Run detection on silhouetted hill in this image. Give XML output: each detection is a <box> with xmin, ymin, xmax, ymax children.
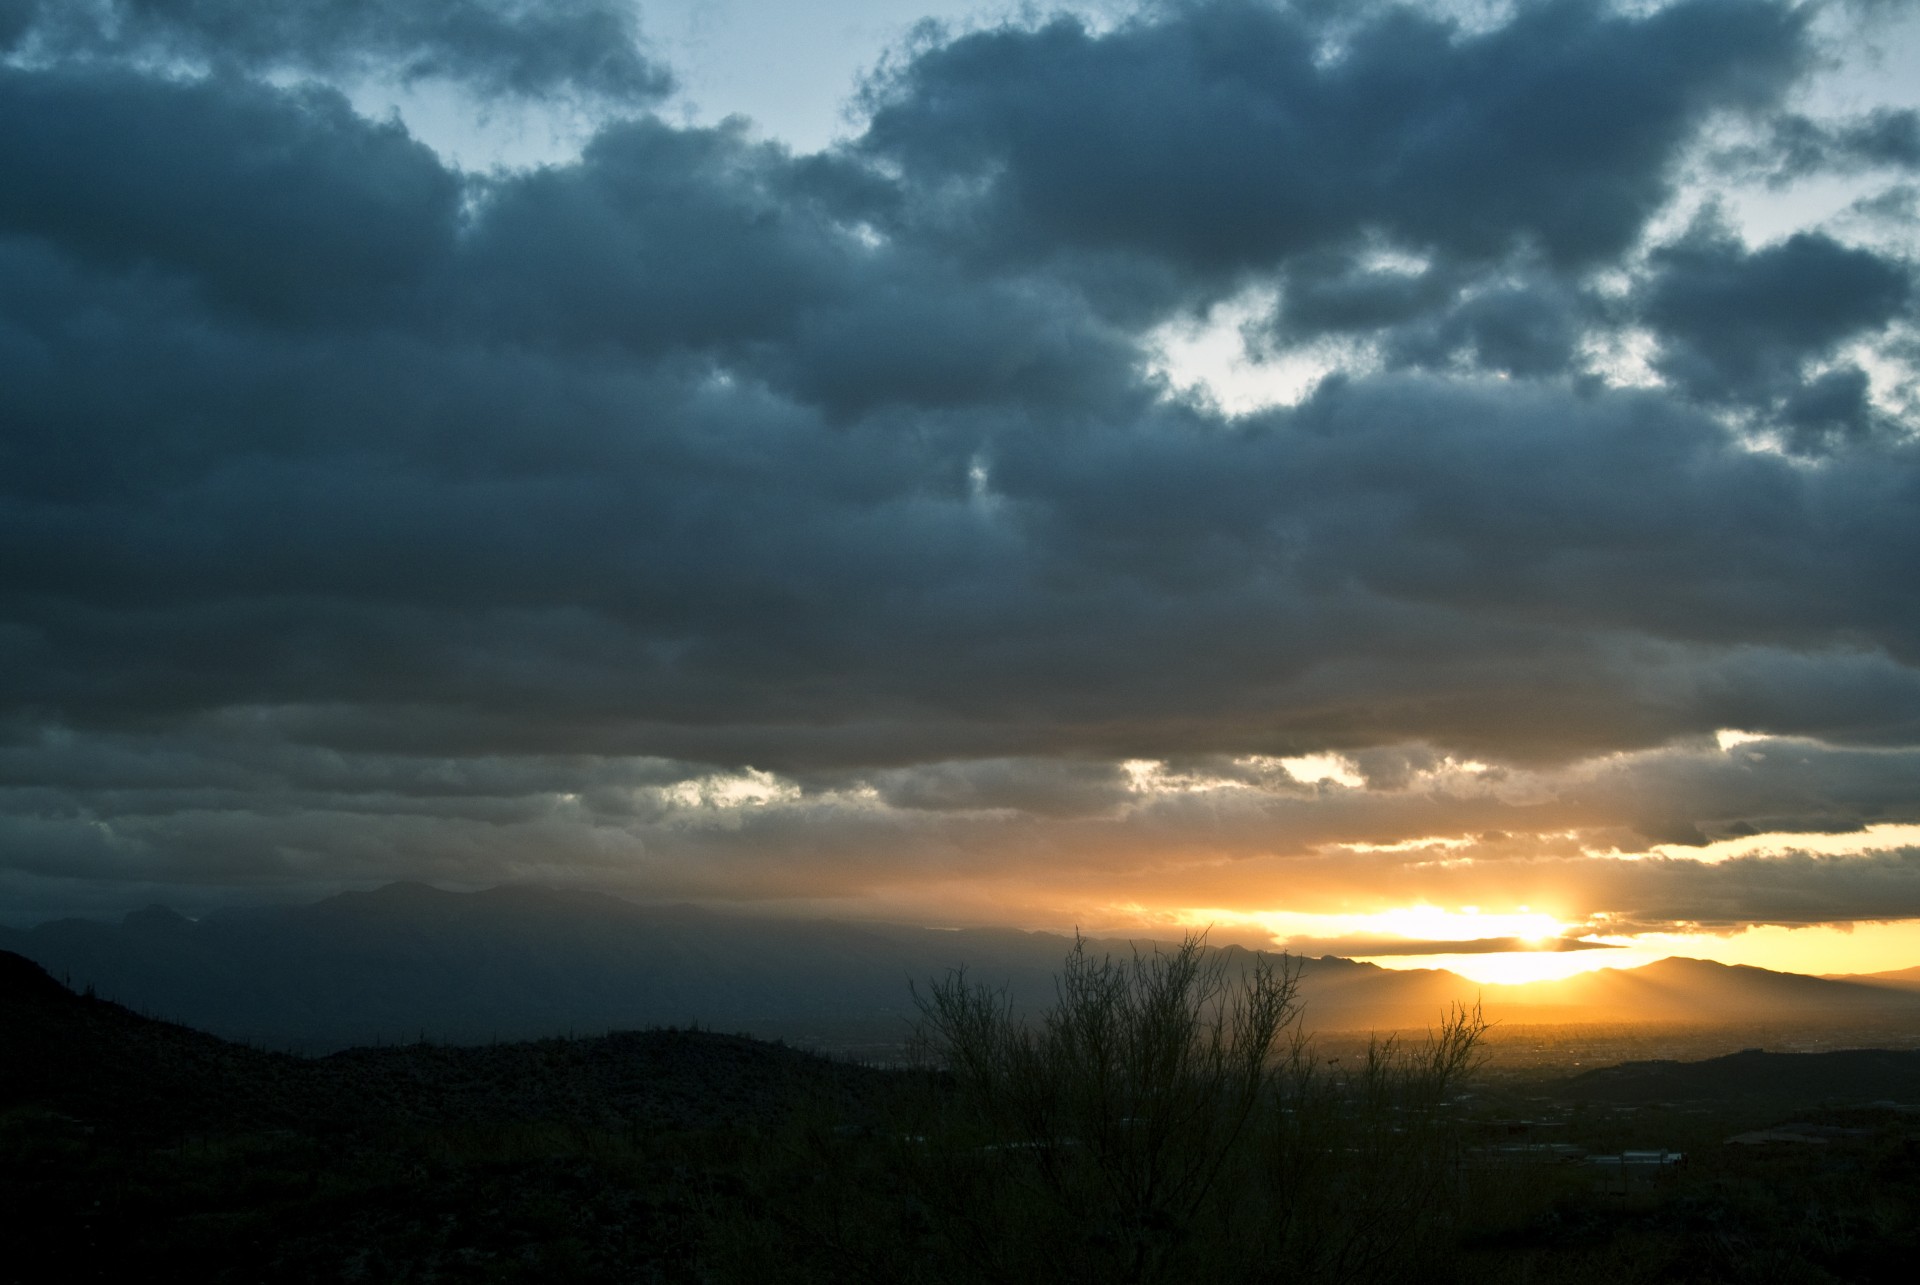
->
<box><xmin>1555</xmin><ymin>1046</ymin><xmax>1920</xmax><ymax>1104</ymax></box>
<box><xmin>1</xmin><ymin>948</ymin><xmax>883</xmax><ymax>1139</ymax></box>
<box><xmin>1832</xmin><ymin>965</ymin><xmax>1920</xmax><ymax>991</ymax></box>
<box><xmin>2</xmin><ymin>950</ymin><xmax>897</xmax><ymax>1282</ymax></box>
<box><xmin>1478</xmin><ymin>956</ymin><xmax>1920</xmax><ymax>1025</ymax></box>
<box><xmin>2</xmin><ymin>947</ymin><xmax>308</xmax><ymax>1135</ymax></box>
<box><xmin>0</xmin><ymin>945</ymin><xmax>69</xmax><ymax>1003</ymax></box>
<box><xmin>1277</xmin><ymin>952</ymin><xmax>1484</xmax><ymax>1029</ymax></box>
<box><xmin>1277</xmin><ymin>951</ymin><xmax>1920</xmax><ymax>1031</ymax></box>
<box><xmin>8</xmin><ymin>885</ymin><xmax>1920</xmax><ymax>1053</ymax></box>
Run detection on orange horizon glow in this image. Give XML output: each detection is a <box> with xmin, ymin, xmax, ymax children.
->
<box><xmin>1356</xmin><ymin>944</ymin><xmax>1655</xmax><ymax>986</ymax></box>
<box><xmin>1129</xmin><ymin>904</ymin><xmax>1920</xmax><ymax>986</ymax></box>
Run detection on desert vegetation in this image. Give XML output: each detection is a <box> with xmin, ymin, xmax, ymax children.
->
<box><xmin>891</xmin><ymin>933</ymin><xmax>1487</xmax><ymax>1283</ymax></box>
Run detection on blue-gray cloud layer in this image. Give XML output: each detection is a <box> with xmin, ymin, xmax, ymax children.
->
<box><xmin>2</xmin><ymin>0</ymin><xmax>1918</xmax><ymax>927</ymax></box>
<box><xmin>7</xmin><ymin>0</ymin><xmax>670</xmax><ymax>101</ymax></box>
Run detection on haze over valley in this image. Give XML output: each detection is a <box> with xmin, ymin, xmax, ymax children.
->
<box><xmin>10</xmin><ymin>883</ymin><xmax>1920</xmax><ymax>1059</ymax></box>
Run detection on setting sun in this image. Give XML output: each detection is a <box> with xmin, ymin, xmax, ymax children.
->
<box><xmin>1367</xmin><ymin>947</ymin><xmax>1648</xmax><ymax>986</ymax></box>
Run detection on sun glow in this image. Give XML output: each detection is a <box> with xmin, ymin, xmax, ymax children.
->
<box><xmin>1165</xmin><ymin>904</ymin><xmax>1652</xmax><ymax>986</ymax></box>
<box><xmin>1153</xmin><ymin>900</ymin><xmax>1920</xmax><ymax>987</ymax></box>
<box><xmin>1376</xmin><ymin>946</ymin><xmax>1651</xmax><ymax>986</ymax></box>
<box><xmin>1345</xmin><ymin>908</ymin><xmax>1649</xmax><ymax>985</ymax></box>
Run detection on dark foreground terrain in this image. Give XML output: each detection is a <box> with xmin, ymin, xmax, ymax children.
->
<box><xmin>1</xmin><ymin>948</ymin><xmax>890</xmax><ymax>1283</ymax></box>
<box><xmin>6</xmin><ymin>947</ymin><xmax>1920</xmax><ymax>1284</ymax></box>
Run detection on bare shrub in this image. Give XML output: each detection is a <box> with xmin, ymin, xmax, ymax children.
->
<box><xmin>909</xmin><ymin>933</ymin><xmax>1486</xmax><ymax>1284</ymax></box>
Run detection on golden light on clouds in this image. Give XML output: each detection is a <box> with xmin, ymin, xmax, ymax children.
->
<box><xmin>1272</xmin><ymin>753</ymin><xmax>1367</xmax><ymax>789</ymax></box>
<box><xmin>1641</xmin><ymin>822</ymin><xmax>1920</xmax><ymax>865</ymax></box>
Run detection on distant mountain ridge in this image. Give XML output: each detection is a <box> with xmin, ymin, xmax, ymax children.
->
<box><xmin>6</xmin><ymin>883</ymin><xmax>1920</xmax><ymax>1053</ymax></box>
<box><xmin>1830</xmin><ymin>965</ymin><xmax>1920</xmax><ymax>991</ymax></box>
<box><xmin>1480</xmin><ymin>955</ymin><xmax>1920</xmax><ymax>1024</ymax></box>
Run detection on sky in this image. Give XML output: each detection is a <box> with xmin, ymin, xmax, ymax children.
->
<box><xmin>4</xmin><ymin>0</ymin><xmax>1920</xmax><ymax>982</ymax></box>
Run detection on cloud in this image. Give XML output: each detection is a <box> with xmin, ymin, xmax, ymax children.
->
<box><xmin>1286</xmin><ymin>936</ymin><xmax>1623</xmax><ymax>957</ymax></box>
<box><xmin>0</xmin><ymin>69</ymin><xmax>458</xmax><ymax>326</ymax></box>
<box><xmin>1725</xmin><ymin>109</ymin><xmax>1920</xmax><ymax>184</ymax></box>
<box><xmin>8</xmin><ymin>724</ymin><xmax>1920</xmax><ymax>932</ymax></box>
<box><xmin>860</xmin><ymin>0</ymin><xmax>1810</xmax><ymax>295</ymax></box>
<box><xmin>1</xmin><ymin>0</ymin><xmax>1918</xmax><ymax>928</ymax></box>
<box><xmin>1640</xmin><ymin>219</ymin><xmax>1912</xmax><ymax>415</ymax></box>
<box><xmin>0</xmin><ymin>0</ymin><xmax>33</xmax><ymax>47</ymax></box>
<box><xmin>1561</xmin><ymin>847</ymin><xmax>1920</xmax><ymax>934</ymax></box>
<box><xmin>8</xmin><ymin>185</ymin><xmax>1920</xmax><ymax>764</ymax></box>
<box><xmin>867</xmin><ymin>758</ymin><xmax>1134</xmax><ymax>818</ymax></box>
<box><xmin>1848</xmin><ymin>183</ymin><xmax>1920</xmax><ymax>227</ymax></box>
<box><xmin>6</xmin><ymin>0</ymin><xmax>671</xmax><ymax>103</ymax></box>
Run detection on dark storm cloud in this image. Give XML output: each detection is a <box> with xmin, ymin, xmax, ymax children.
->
<box><xmin>6</xmin><ymin>0</ymin><xmax>670</xmax><ymax>103</ymax></box>
<box><xmin>0</xmin><ymin>69</ymin><xmax>459</xmax><ymax>327</ymax></box>
<box><xmin>9</xmin><ymin>310</ymin><xmax>1920</xmax><ymax>765</ymax></box>
<box><xmin>1777</xmin><ymin>366</ymin><xmax>1880</xmax><ymax>451</ymax></box>
<box><xmin>860</xmin><ymin>0</ymin><xmax>1809</xmax><ymax>292</ymax></box>
<box><xmin>1849</xmin><ymin>183</ymin><xmax>1920</xmax><ymax>226</ymax></box>
<box><xmin>865</xmin><ymin>758</ymin><xmax>1132</xmax><ymax>818</ymax></box>
<box><xmin>1377</xmin><ymin>277</ymin><xmax>1592</xmax><ymax>376</ymax></box>
<box><xmin>1260</xmin><ymin>249</ymin><xmax>1596</xmax><ymax>377</ymax></box>
<box><xmin>1003</xmin><ymin>377</ymin><xmax>1920</xmax><ymax>678</ymax></box>
<box><xmin>1271</xmin><ymin>249</ymin><xmax>1465</xmax><ymax>339</ymax></box>
<box><xmin>1641</xmin><ymin>221</ymin><xmax>1913</xmax><ymax>410</ymax></box>
<box><xmin>1566</xmin><ymin>847</ymin><xmax>1920</xmax><ymax>933</ymax></box>
<box><xmin>1571</xmin><ymin>738</ymin><xmax>1920</xmax><ymax>847</ymax></box>
<box><xmin>2</xmin><ymin>0</ymin><xmax>1919</xmax><ymax>920</ymax></box>
<box><xmin>461</xmin><ymin>118</ymin><xmax>858</xmax><ymax>356</ymax></box>
<box><xmin>0</xmin><ymin>0</ymin><xmax>34</xmax><ymax>46</ymax></box>
<box><xmin>457</xmin><ymin>116</ymin><xmax>1142</xmax><ymax>414</ymax></box>
<box><xmin>1727</xmin><ymin>108</ymin><xmax>1920</xmax><ymax>183</ymax></box>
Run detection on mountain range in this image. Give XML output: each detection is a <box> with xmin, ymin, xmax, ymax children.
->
<box><xmin>1829</xmin><ymin>965</ymin><xmax>1920</xmax><ymax>991</ymax></box>
<box><xmin>6</xmin><ymin>883</ymin><xmax>1920</xmax><ymax>1053</ymax></box>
